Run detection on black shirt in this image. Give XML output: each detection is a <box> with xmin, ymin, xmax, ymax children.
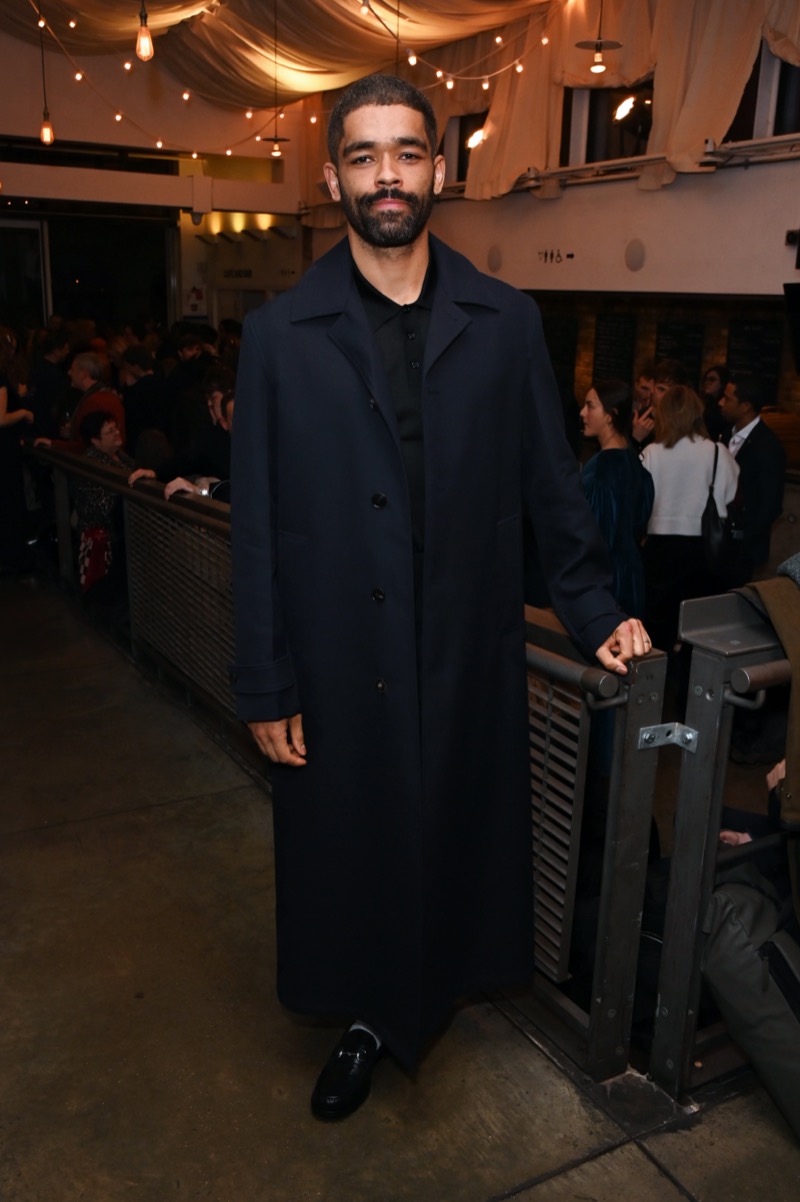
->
<box><xmin>354</xmin><ymin>261</ymin><xmax>435</xmax><ymax>557</ymax></box>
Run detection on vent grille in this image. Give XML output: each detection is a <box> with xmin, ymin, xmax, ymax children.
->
<box><xmin>528</xmin><ymin>669</ymin><xmax>590</xmax><ymax>982</ymax></box>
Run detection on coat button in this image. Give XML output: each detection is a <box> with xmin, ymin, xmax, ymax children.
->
<box><xmin>371</xmin><ymin>492</ymin><xmax>387</xmax><ymax>508</ymax></box>
<box><xmin>372</xmin><ymin>587</ymin><xmax>385</xmax><ymax>603</ymax></box>
<box><xmin>376</xmin><ymin>677</ymin><xmax>387</xmax><ymax>693</ymax></box>
<box><xmin>369</xmin><ymin>397</ymin><xmax>378</xmax><ymax>410</ymax></box>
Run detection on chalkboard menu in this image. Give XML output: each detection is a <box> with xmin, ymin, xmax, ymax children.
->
<box><xmin>655</xmin><ymin>321</ymin><xmax>705</xmax><ymax>385</ymax></box>
<box><xmin>727</xmin><ymin>319</ymin><xmax>784</xmax><ymax>401</ymax></box>
<box><xmin>593</xmin><ymin>312</ymin><xmax>636</xmax><ymax>383</ymax></box>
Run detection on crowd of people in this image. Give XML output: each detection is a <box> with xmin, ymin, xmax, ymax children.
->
<box><xmin>0</xmin><ymin>314</ymin><xmax>240</xmax><ymax>600</ymax></box>
<box><xmin>579</xmin><ymin>356</ymin><xmax>787</xmax><ymax>700</ymax></box>
<box><xmin>0</xmin><ymin>310</ymin><xmax>789</xmax><ymax>656</ymax></box>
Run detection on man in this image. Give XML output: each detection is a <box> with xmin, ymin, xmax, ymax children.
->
<box><xmin>28</xmin><ymin>330</ymin><xmax>70</xmax><ymax>439</ymax></box>
<box><xmin>719</xmin><ymin>371</ymin><xmax>786</xmax><ymax>584</ymax></box>
<box><xmin>36</xmin><ymin>351</ymin><xmax>126</xmax><ymax>454</ymax></box>
<box><xmin>631</xmin><ymin>361</ymin><xmax>655</xmax><ymax>449</ymax></box>
<box><xmin>119</xmin><ymin>344</ymin><xmax>170</xmax><ymax>458</ymax></box>
<box><xmin>230</xmin><ymin>74</ymin><xmax>649</xmax><ymax>1122</ymax></box>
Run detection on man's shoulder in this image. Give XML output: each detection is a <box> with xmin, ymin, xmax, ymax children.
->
<box><xmin>430</xmin><ymin>236</ymin><xmax>534</xmax><ymax>314</ymax></box>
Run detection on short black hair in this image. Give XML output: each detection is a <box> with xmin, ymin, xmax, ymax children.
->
<box><xmin>80</xmin><ymin>408</ymin><xmax>117</xmax><ymax>446</ymax></box>
<box><xmin>730</xmin><ymin>371</ymin><xmax>765</xmax><ymax>413</ymax></box>
<box><xmin>327</xmin><ymin>73</ymin><xmax>438</xmax><ymax>165</ymax></box>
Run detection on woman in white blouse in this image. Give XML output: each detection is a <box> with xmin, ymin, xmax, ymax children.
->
<box><xmin>641</xmin><ymin>385</ymin><xmax>738</xmax><ymax>659</ymax></box>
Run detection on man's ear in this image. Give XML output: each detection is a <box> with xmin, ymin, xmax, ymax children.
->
<box><xmin>323</xmin><ymin>162</ymin><xmax>341</xmax><ymax>201</ymax></box>
<box><xmin>433</xmin><ymin>154</ymin><xmax>446</xmax><ymax>196</ymax></box>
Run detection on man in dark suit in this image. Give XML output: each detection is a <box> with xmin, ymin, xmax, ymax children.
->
<box><xmin>229</xmin><ymin>74</ymin><xmax>649</xmax><ymax>1121</ymax></box>
<box><xmin>719</xmin><ymin>371</ymin><xmax>786</xmax><ymax>585</ymax></box>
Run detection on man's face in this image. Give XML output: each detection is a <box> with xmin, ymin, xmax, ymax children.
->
<box><xmin>719</xmin><ymin>382</ymin><xmax>745</xmax><ymax>427</ymax></box>
<box><xmin>323</xmin><ymin>104</ymin><xmax>445</xmax><ymax>249</ymax></box>
<box><xmin>69</xmin><ymin>361</ymin><xmax>88</xmax><ymax>391</ymax></box>
<box><xmin>634</xmin><ymin>375</ymin><xmax>653</xmax><ymax>407</ymax></box>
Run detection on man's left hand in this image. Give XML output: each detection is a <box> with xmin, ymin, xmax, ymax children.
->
<box><xmin>595</xmin><ymin>618</ymin><xmax>651</xmax><ymax>675</ymax></box>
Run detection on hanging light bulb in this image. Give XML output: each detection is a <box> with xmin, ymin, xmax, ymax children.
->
<box><xmin>360</xmin><ymin>2</ymin><xmax>370</xmax><ymax>14</ymax></box>
<box><xmin>407</xmin><ymin>50</ymin><xmax>417</xmax><ymax>67</ymax></box>
<box><xmin>271</xmin><ymin>142</ymin><xmax>282</xmax><ymax>158</ymax></box>
<box><xmin>445</xmin><ymin>75</ymin><xmax>454</xmax><ymax>90</ymax></box>
<box><xmin>40</xmin><ymin>109</ymin><xmax>54</xmax><ymax>145</ymax></box>
<box><xmin>590</xmin><ymin>50</ymin><xmax>606</xmax><ymax>74</ymax></box>
<box><xmin>136</xmin><ymin>3</ymin><xmax>154</xmax><ymax>62</ymax></box>
<box><xmin>38</xmin><ymin>17</ymin><xmax>54</xmax><ymax>146</ymax></box>
<box><xmin>481</xmin><ymin>76</ymin><xmax>490</xmax><ymax>91</ymax></box>
<box><xmin>515</xmin><ymin>60</ymin><xmax>524</xmax><ymax>73</ymax></box>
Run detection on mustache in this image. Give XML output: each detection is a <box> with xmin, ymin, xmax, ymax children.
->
<box><xmin>358</xmin><ymin>188</ymin><xmax>419</xmax><ymax>208</ymax></box>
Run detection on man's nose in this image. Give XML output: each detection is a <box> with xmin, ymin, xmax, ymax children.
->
<box><xmin>376</xmin><ymin>154</ymin><xmax>400</xmax><ymax>185</ymax></box>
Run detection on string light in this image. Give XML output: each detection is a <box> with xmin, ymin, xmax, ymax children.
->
<box><xmin>225</xmin><ymin>148</ymin><xmax>232</xmax><ymax>155</ymax></box>
<box><xmin>68</xmin><ymin>19</ymin><xmax>76</xmax><ymax>29</ymax></box>
<box><xmin>182</xmin><ymin>90</ymin><xmax>191</xmax><ymax>101</ymax></box>
<box><xmin>445</xmin><ymin>75</ymin><xmax>454</xmax><ymax>89</ymax></box>
<box><xmin>495</xmin><ymin>35</ymin><xmax>502</xmax><ymax>45</ymax></box>
<box><xmin>136</xmin><ymin>3</ymin><xmax>154</xmax><ymax>63</ymax></box>
<box><xmin>541</xmin><ymin>35</ymin><xmax>549</xmax><ymax>46</ymax></box>
<box><xmin>515</xmin><ymin>60</ymin><xmax>523</xmax><ymax>73</ymax></box>
<box><xmin>360</xmin><ymin>3</ymin><xmax>370</xmax><ymax>14</ymax></box>
<box><xmin>482</xmin><ymin>76</ymin><xmax>489</xmax><ymax>90</ymax></box>
<box><xmin>74</xmin><ymin>70</ymin><xmax>82</xmax><ymax>82</ymax></box>
<box><xmin>123</xmin><ymin>61</ymin><xmax>132</xmax><ymax>71</ymax></box>
<box><xmin>310</xmin><ymin>114</ymin><xmax>317</xmax><ymax>123</ymax></box>
<box><xmin>115</xmin><ymin>112</ymin><xmax>122</xmax><ymax>122</ymax></box>
<box><xmin>245</xmin><ymin>109</ymin><xmax>253</xmax><ymax>119</ymax></box>
<box><xmin>407</xmin><ymin>50</ymin><xmax>417</xmax><ymax>66</ymax></box>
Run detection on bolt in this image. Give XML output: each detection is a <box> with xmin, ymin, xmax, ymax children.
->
<box><xmin>682</xmin><ymin>731</ymin><xmax>694</xmax><ymax>745</ymax></box>
<box><xmin>694</xmin><ymin>685</ymin><xmax>703</xmax><ymax>695</ymax></box>
<box><xmin>643</xmin><ymin>731</ymin><xmax>655</xmax><ymax>744</ymax></box>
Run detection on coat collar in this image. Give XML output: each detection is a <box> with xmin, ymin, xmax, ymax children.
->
<box><xmin>289</xmin><ymin>233</ymin><xmax>501</xmax><ymax>323</ymax></box>
<box><xmin>288</xmin><ymin>234</ymin><xmax>501</xmax><ymax>447</ymax></box>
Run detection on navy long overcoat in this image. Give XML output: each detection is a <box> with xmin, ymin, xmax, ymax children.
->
<box><xmin>230</xmin><ymin>235</ymin><xmax>620</xmax><ymax>1068</ymax></box>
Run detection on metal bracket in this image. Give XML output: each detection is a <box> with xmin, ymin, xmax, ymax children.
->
<box><xmin>638</xmin><ymin>722</ymin><xmax>699</xmax><ymax>753</ymax></box>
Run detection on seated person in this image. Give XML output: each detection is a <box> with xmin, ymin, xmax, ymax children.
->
<box><xmin>74</xmin><ymin>409</ymin><xmax>134</xmax><ymax>599</ymax></box>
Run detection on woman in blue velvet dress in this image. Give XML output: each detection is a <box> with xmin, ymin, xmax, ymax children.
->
<box><xmin>579</xmin><ymin>379</ymin><xmax>654</xmax><ymax>616</ymax></box>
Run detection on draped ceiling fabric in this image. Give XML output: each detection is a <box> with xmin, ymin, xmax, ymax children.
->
<box><xmin>1</xmin><ymin>0</ymin><xmax>800</xmax><ymax>218</ymax></box>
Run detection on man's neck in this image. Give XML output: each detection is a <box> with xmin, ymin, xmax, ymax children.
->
<box><xmin>347</xmin><ymin>229</ymin><xmax>430</xmax><ymax>305</ymax></box>
<box><xmin>735</xmin><ymin>411</ymin><xmax>758</xmax><ymax>433</ymax></box>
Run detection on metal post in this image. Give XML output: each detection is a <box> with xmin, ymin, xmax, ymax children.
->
<box><xmin>586</xmin><ymin>650</ymin><xmax>667</xmax><ymax>1079</ymax></box>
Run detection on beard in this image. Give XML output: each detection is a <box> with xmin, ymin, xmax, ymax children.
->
<box><xmin>338</xmin><ymin>183</ymin><xmax>435</xmax><ymax>248</ymax></box>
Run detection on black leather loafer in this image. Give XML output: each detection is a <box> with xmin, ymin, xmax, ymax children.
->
<box><xmin>310</xmin><ymin>1027</ymin><xmax>384</xmax><ymax>1120</ymax></box>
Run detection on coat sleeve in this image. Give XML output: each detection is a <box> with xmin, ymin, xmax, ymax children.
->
<box><xmin>521</xmin><ymin>300</ymin><xmax>625</xmax><ymax>657</ymax></box>
<box><xmin>228</xmin><ymin>308</ymin><xmax>301</xmax><ymax>722</ymax></box>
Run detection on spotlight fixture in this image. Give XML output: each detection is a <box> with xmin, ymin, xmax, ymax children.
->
<box><xmin>575</xmin><ymin>0</ymin><xmax>621</xmax><ymax>75</ymax></box>
<box><xmin>136</xmin><ymin>3</ymin><xmax>154</xmax><ymax>62</ymax></box>
<box><xmin>38</xmin><ymin>15</ymin><xmax>54</xmax><ymax>145</ymax></box>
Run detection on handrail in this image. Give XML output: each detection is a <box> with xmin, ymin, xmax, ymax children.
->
<box><xmin>29</xmin><ymin>444</ymin><xmax>232</xmax><ymax>539</ymax></box>
<box><xmin>525</xmin><ymin>644</ymin><xmax>620</xmax><ymax>700</ymax></box>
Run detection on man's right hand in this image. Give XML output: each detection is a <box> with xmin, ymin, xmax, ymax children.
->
<box><xmin>247</xmin><ymin>714</ymin><xmax>307</xmax><ymax>765</ymax></box>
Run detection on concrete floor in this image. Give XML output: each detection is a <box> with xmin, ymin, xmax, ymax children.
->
<box><xmin>2</xmin><ymin>573</ymin><xmax>800</xmax><ymax>1202</ymax></box>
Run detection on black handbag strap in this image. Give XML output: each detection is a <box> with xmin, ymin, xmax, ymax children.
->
<box><xmin>709</xmin><ymin>442</ymin><xmax>719</xmax><ymax>491</ymax></box>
